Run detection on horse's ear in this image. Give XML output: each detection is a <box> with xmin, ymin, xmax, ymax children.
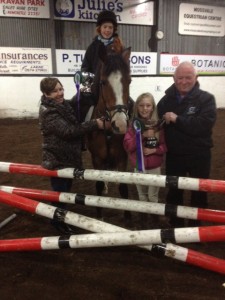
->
<box><xmin>98</xmin><ymin>43</ymin><xmax>107</xmax><ymax>63</ymax></box>
<box><xmin>122</xmin><ymin>47</ymin><xmax>131</xmax><ymax>63</ymax></box>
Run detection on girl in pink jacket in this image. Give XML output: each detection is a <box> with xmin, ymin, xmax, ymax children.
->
<box><xmin>124</xmin><ymin>92</ymin><xmax>167</xmax><ymax>204</ymax></box>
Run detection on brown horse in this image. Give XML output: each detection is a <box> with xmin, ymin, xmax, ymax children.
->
<box><xmin>86</xmin><ymin>45</ymin><xmax>133</xmax><ymax>220</ymax></box>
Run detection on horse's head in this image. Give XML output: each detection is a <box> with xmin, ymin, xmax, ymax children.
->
<box><xmin>97</xmin><ymin>45</ymin><xmax>131</xmax><ymax>134</ymax></box>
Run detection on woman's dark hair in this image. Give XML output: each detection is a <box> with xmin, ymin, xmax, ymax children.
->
<box><xmin>40</xmin><ymin>77</ymin><xmax>62</xmax><ymax>95</ymax></box>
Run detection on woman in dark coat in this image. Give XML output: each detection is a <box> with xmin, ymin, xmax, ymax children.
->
<box><xmin>39</xmin><ymin>77</ymin><xmax>109</xmax><ymax>233</ymax></box>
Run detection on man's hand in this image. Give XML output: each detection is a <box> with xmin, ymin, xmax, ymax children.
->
<box><xmin>163</xmin><ymin>112</ymin><xmax>178</xmax><ymax>124</ymax></box>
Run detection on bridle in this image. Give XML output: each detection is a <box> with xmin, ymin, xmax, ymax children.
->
<box><xmin>99</xmin><ymin>79</ymin><xmax>130</xmax><ymax>123</ymax></box>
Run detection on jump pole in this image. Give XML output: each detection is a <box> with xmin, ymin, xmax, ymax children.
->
<box><xmin>0</xmin><ymin>190</ymin><xmax>225</xmax><ymax>245</ymax></box>
<box><xmin>1</xmin><ymin>185</ymin><xmax>225</xmax><ymax>224</ymax></box>
<box><xmin>0</xmin><ymin>190</ymin><xmax>225</xmax><ymax>274</ymax></box>
<box><xmin>0</xmin><ymin>236</ymin><xmax>225</xmax><ymax>275</ymax></box>
<box><xmin>1</xmin><ymin>161</ymin><xmax>225</xmax><ymax>193</ymax></box>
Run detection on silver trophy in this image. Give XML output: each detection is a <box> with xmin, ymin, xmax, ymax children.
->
<box><xmin>74</xmin><ymin>71</ymin><xmax>95</xmax><ymax>94</ymax></box>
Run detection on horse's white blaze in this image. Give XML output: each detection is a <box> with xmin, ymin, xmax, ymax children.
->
<box><xmin>108</xmin><ymin>71</ymin><xmax>123</xmax><ymax>105</ymax></box>
<box><xmin>108</xmin><ymin>71</ymin><xmax>127</xmax><ymax>134</ymax></box>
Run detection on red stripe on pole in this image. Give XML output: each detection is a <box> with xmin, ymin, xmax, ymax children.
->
<box><xmin>12</xmin><ymin>187</ymin><xmax>60</xmax><ymax>202</ymax></box>
<box><xmin>199</xmin><ymin>178</ymin><xmax>225</xmax><ymax>193</ymax></box>
<box><xmin>198</xmin><ymin>208</ymin><xmax>225</xmax><ymax>224</ymax></box>
<box><xmin>8</xmin><ymin>163</ymin><xmax>58</xmax><ymax>177</ymax></box>
<box><xmin>0</xmin><ymin>190</ymin><xmax>39</xmax><ymax>213</ymax></box>
<box><xmin>186</xmin><ymin>248</ymin><xmax>225</xmax><ymax>274</ymax></box>
<box><xmin>199</xmin><ymin>226</ymin><xmax>225</xmax><ymax>242</ymax></box>
<box><xmin>0</xmin><ymin>238</ymin><xmax>42</xmax><ymax>252</ymax></box>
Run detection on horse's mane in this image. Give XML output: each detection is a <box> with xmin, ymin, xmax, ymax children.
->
<box><xmin>103</xmin><ymin>52</ymin><xmax>130</xmax><ymax>77</ymax></box>
<box><xmin>91</xmin><ymin>44</ymin><xmax>131</xmax><ymax>98</ymax></box>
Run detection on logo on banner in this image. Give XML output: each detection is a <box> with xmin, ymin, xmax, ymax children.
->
<box><xmin>172</xmin><ymin>56</ymin><xmax>180</xmax><ymax>67</ymax></box>
<box><xmin>54</xmin><ymin>0</ymin><xmax>74</xmax><ymax>18</ymax></box>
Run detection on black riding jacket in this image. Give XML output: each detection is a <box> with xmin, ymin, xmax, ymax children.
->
<box><xmin>81</xmin><ymin>36</ymin><xmax>115</xmax><ymax>74</ymax></box>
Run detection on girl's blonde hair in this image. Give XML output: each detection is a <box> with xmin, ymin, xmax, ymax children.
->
<box><xmin>133</xmin><ymin>92</ymin><xmax>158</xmax><ymax>121</ymax></box>
<box><xmin>133</xmin><ymin>92</ymin><xmax>159</xmax><ymax>138</ymax></box>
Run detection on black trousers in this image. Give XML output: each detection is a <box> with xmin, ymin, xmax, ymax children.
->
<box><xmin>50</xmin><ymin>177</ymin><xmax>73</xmax><ymax>210</ymax></box>
<box><xmin>166</xmin><ymin>150</ymin><xmax>211</xmax><ymax>209</ymax></box>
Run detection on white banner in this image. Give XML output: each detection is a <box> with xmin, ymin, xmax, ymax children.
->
<box><xmin>130</xmin><ymin>52</ymin><xmax>157</xmax><ymax>75</ymax></box>
<box><xmin>56</xmin><ymin>50</ymin><xmax>85</xmax><ymax>74</ymax></box>
<box><xmin>54</xmin><ymin>0</ymin><xmax>154</xmax><ymax>25</ymax></box>
<box><xmin>179</xmin><ymin>3</ymin><xmax>225</xmax><ymax>37</ymax></box>
<box><xmin>0</xmin><ymin>0</ymin><xmax>50</xmax><ymax>19</ymax></box>
<box><xmin>0</xmin><ymin>47</ymin><xmax>52</xmax><ymax>74</ymax></box>
<box><xmin>56</xmin><ymin>49</ymin><xmax>157</xmax><ymax>75</ymax></box>
<box><xmin>160</xmin><ymin>53</ymin><xmax>225</xmax><ymax>75</ymax></box>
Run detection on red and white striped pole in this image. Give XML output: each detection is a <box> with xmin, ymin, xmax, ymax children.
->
<box><xmin>0</xmin><ymin>190</ymin><xmax>225</xmax><ymax>274</ymax></box>
<box><xmin>1</xmin><ymin>185</ymin><xmax>225</xmax><ymax>224</ymax></box>
<box><xmin>0</xmin><ymin>190</ymin><xmax>225</xmax><ymax>244</ymax></box>
<box><xmin>0</xmin><ymin>236</ymin><xmax>225</xmax><ymax>275</ymax></box>
<box><xmin>152</xmin><ymin>243</ymin><xmax>225</xmax><ymax>275</ymax></box>
<box><xmin>1</xmin><ymin>161</ymin><xmax>225</xmax><ymax>193</ymax></box>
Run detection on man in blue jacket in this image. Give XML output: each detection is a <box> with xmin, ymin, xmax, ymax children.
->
<box><xmin>157</xmin><ymin>61</ymin><xmax>217</xmax><ymax>228</ymax></box>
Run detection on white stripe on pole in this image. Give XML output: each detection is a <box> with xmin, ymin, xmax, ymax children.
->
<box><xmin>57</xmin><ymin>168</ymin><xmax>75</xmax><ymax>178</ymax></box>
<box><xmin>165</xmin><ymin>243</ymin><xmax>188</xmax><ymax>262</ymax></box>
<box><xmin>84</xmin><ymin>195</ymin><xmax>166</xmax><ymax>215</ymax></box>
<box><xmin>177</xmin><ymin>206</ymin><xmax>198</xmax><ymax>220</ymax></box>
<box><xmin>83</xmin><ymin>170</ymin><xmax>168</xmax><ymax>187</ymax></box>
<box><xmin>36</xmin><ymin>203</ymin><xmax>56</xmax><ymax>219</ymax></box>
<box><xmin>0</xmin><ymin>162</ymin><xmax>10</xmax><ymax>173</ymax></box>
<box><xmin>59</xmin><ymin>193</ymin><xmax>75</xmax><ymax>204</ymax></box>
<box><xmin>68</xmin><ymin>231</ymin><xmax>162</xmax><ymax>249</ymax></box>
<box><xmin>0</xmin><ymin>186</ymin><xmax>14</xmax><ymax>193</ymax></box>
<box><xmin>178</xmin><ymin>177</ymin><xmax>199</xmax><ymax>190</ymax></box>
<box><xmin>41</xmin><ymin>237</ymin><xmax>60</xmax><ymax>250</ymax></box>
<box><xmin>175</xmin><ymin>228</ymin><xmax>199</xmax><ymax>243</ymax></box>
<box><xmin>40</xmin><ymin>228</ymin><xmax>202</xmax><ymax>250</ymax></box>
<box><xmin>83</xmin><ymin>169</ymin><xmax>200</xmax><ymax>191</ymax></box>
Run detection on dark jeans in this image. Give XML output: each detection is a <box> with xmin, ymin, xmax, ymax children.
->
<box><xmin>50</xmin><ymin>177</ymin><xmax>73</xmax><ymax>210</ymax></box>
<box><xmin>166</xmin><ymin>150</ymin><xmax>211</xmax><ymax>209</ymax></box>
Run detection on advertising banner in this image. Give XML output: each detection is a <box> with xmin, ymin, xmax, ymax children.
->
<box><xmin>0</xmin><ymin>0</ymin><xmax>50</xmax><ymax>19</ymax></box>
<box><xmin>179</xmin><ymin>3</ymin><xmax>225</xmax><ymax>37</ymax></box>
<box><xmin>0</xmin><ymin>47</ymin><xmax>52</xmax><ymax>74</ymax></box>
<box><xmin>54</xmin><ymin>0</ymin><xmax>154</xmax><ymax>25</ymax></box>
<box><xmin>56</xmin><ymin>49</ymin><xmax>157</xmax><ymax>75</ymax></box>
<box><xmin>160</xmin><ymin>53</ymin><xmax>225</xmax><ymax>75</ymax></box>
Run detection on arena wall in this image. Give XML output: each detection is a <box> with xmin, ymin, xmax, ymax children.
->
<box><xmin>0</xmin><ymin>76</ymin><xmax>224</xmax><ymax>119</ymax></box>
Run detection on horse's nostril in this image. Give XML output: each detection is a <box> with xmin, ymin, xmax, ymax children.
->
<box><xmin>111</xmin><ymin>121</ymin><xmax>119</xmax><ymax>132</ymax></box>
<box><xmin>111</xmin><ymin>122</ymin><xmax>122</xmax><ymax>134</ymax></box>
<box><xmin>111</xmin><ymin>121</ymin><xmax>127</xmax><ymax>134</ymax></box>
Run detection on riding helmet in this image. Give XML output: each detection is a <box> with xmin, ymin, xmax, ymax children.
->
<box><xmin>96</xmin><ymin>10</ymin><xmax>117</xmax><ymax>27</ymax></box>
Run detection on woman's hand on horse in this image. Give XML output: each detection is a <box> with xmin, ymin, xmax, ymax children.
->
<box><xmin>96</xmin><ymin>118</ymin><xmax>111</xmax><ymax>130</ymax></box>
